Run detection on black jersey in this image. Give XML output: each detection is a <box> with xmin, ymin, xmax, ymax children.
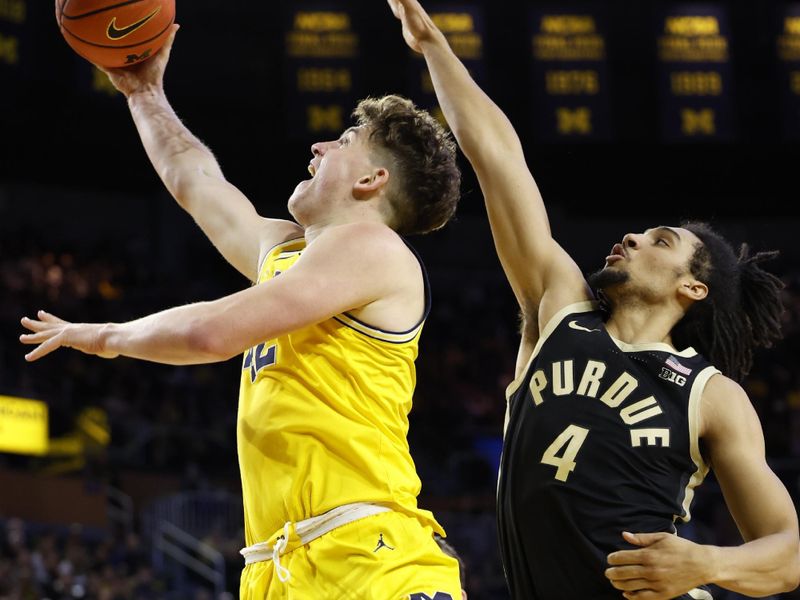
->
<box><xmin>497</xmin><ymin>302</ymin><xmax>718</xmax><ymax>599</ymax></box>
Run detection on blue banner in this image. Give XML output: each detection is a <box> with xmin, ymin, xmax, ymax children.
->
<box><xmin>656</xmin><ymin>4</ymin><xmax>736</xmax><ymax>142</ymax></box>
<box><xmin>777</xmin><ymin>4</ymin><xmax>800</xmax><ymax>140</ymax></box>
<box><xmin>528</xmin><ymin>5</ymin><xmax>612</xmax><ymax>142</ymax></box>
<box><xmin>406</xmin><ymin>4</ymin><xmax>487</xmax><ymax>126</ymax></box>
<box><xmin>0</xmin><ymin>0</ymin><xmax>27</xmax><ymax>99</ymax></box>
<box><xmin>283</xmin><ymin>2</ymin><xmax>362</xmax><ymax>140</ymax></box>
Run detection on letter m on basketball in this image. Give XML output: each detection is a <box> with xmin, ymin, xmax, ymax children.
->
<box><xmin>124</xmin><ymin>48</ymin><xmax>152</xmax><ymax>64</ymax></box>
<box><xmin>409</xmin><ymin>593</ymin><xmax>454</xmax><ymax>600</ymax></box>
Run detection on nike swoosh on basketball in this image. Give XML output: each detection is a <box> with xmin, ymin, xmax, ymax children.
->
<box><xmin>106</xmin><ymin>7</ymin><xmax>161</xmax><ymax>40</ymax></box>
<box><xmin>568</xmin><ymin>320</ymin><xmax>600</xmax><ymax>333</ymax></box>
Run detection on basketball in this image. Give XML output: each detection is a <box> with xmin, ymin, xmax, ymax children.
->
<box><xmin>55</xmin><ymin>0</ymin><xmax>176</xmax><ymax>69</ymax></box>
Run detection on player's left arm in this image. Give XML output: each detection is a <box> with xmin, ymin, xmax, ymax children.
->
<box><xmin>20</xmin><ymin>222</ymin><xmax>404</xmax><ymax>365</ymax></box>
<box><xmin>606</xmin><ymin>374</ymin><xmax>800</xmax><ymax>599</ymax></box>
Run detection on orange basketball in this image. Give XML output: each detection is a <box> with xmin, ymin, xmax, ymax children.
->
<box><xmin>55</xmin><ymin>0</ymin><xmax>176</xmax><ymax>69</ymax></box>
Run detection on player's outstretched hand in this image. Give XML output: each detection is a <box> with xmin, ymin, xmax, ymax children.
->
<box><xmin>20</xmin><ymin>311</ymin><xmax>118</xmax><ymax>361</ymax></box>
<box><xmin>98</xmin><ymin>23</ymin><xmax>180</xmax><ymax>98</ymax></box>
<box><xmin>387</xmin><ymin>0</ymin><xmax>444</xmax><ymax>53</ymax></box>
<box><xmin>605</xmin><ymin>531</ymin><xmax>710</xmax><ymax>599</ymax></box>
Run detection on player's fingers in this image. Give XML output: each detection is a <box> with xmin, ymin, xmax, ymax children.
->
<box><xmin>624</xmin><ymin>531</ymin><xmax>667</xmax><ymax>546</ymax></box>
<box><xmin>24</xmin><ymin>335</ymin><xmax>64</xmax><ymax>362</ymax></box>
<box><xmin>395</xmin><ymin>0</ymin><xmax>419</xmax><ymax>10</ymax></box>
<box><xmin>622</xmin><ymin>590</ymin><xmax>660</xmax><ymax>600</ymax></box>
<box><xmin>609</xmin><ymin>577</ymin><xmax>651</xmax><ymax>591</ymax></box>
<box><xmin>21</xmin><ymin>317</ymin><xmax>44</xmax><ymax>333</ymax></box>
<box><xmin>37</xmin><ymin>310</ymin><xmax>67</xmax><ymax>324</ymax></box>
<box><xmin>607</xmin><ymin>549</ymin><xmax>643</xmax><ymax>566</ymax></box>
<box><xmin>395</xmin><ymin>0</ymin><xmax>420</xmax><ymax>17</ymax></box>
<box><xmin>387</xmin><ymin>0</ymin><xmax>401</xmax><ymax>18</ymax></box>
<box><xmin>19</xmin><ymin>330</ymin><xmax>60</xmax><ymax>345</ymax></box>
<box><xmin>605</xmin><ymin>565</ymin><xmax>647</xmax><ymax>581</ymax></box>
<box><xmin>20</xmin><ymin>317</ymin><xmax>60</xmax><ymax>333</ymax></box>
<box><xmin>159</xmin><ymin>23</ymin><xmax>180</xmax><ymax>56</ymax></box>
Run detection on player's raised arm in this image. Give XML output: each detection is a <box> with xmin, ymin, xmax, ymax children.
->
<box><xmin>102</xmin><ymin>25</ymin><xmax>301</xmax><ymax>282</ymax></box>
<box><xmin>388</xmin><ymin>0</ymin><xmax>591</xmax><ymax>344</ymax></box>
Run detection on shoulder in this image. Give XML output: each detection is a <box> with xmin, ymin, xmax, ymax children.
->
<box><xmin>308</xmin><ymin>222</ymin><xmax>416</xmax><ymax>266</ymax></box>
<box><xmin>700</xmin><ymin>373</ymin><xmax>759</xmax><ymax>441</ymax></box>
<box><xmin>317</xmin><ymin>221</ymin><xmax>406</xmax><ymax>245</ymax></box>
<box><xmin>701</xmin><ymin>373</ymin><xmax>748</xmax><ymax>410</ymax></box>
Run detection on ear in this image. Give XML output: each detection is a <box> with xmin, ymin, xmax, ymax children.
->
<box><xmin>353</xmin><ymin>168</ymin><xmax>389</xmax><ymax>199</ymax></box>
<box><xmin>678</xmin><ymin>278</ymin><xmax>708</xmax><ymax>302</ymax></box>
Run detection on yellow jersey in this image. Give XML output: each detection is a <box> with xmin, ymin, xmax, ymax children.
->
<box><xmin>237</xmin><ymin>237</ymin><xmax>443</xmax><ymax>545</ymax></box>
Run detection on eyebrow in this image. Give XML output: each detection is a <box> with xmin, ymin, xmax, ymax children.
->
<box><xmin>647</xmin><ymin>226</ymin><xmax>682</xmax><ymax>242</ymax></box>
<box><xmin>338</xmin><ymin>127</ymin><xmax>359</xmax><ymax>142</ymax></box>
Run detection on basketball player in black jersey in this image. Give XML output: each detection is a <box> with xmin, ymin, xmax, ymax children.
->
<box><xmin>389</xmin><ymin>0</ymin><xmax>800</xmax><ymax>598</ymax></box>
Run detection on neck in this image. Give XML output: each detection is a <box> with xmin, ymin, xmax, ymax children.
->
<box><xmin>604</xmin><ymin>303</ymin><xmax>683</xmax><ymax>347</ymax></box>
<box><xmin>302</xmin><ymin>209</ymin><xmax>389</xmax><ymax>244</ymax></box>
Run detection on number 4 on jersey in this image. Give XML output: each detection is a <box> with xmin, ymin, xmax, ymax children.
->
<box><xmin>541</xmin><ymin>424</ymin><xmax>589</xmax><ymax>482</ymax></box>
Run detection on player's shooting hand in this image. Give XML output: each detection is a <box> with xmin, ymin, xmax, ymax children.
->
<box><xmin>605</xmin><ymin>531</ymin><xmax>713</xmax><ymax>599</ymax></box>
<box><xmin>387</xmin><ymin>0</ymin><xmax>444</xmax><ymax>53</ymax></box>
<box><xmin>98</xmin><ymin>23</ymin><xmax>180</xmax><ymax>97</ymax></box>
<box><xmin>20</xmin><ymin>311</ymin><xmax>118</xmax><ymax>361</ymax></box>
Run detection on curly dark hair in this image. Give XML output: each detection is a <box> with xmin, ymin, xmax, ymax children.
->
<box><xmin>353</xmin><ymin>95</ymin><xmax>461</xmax><ymax>235</ymax></box>
<box><xmin>671</xmin><ymin>222</ymin><xmax>785</xmax><ymax>381</ymax></box>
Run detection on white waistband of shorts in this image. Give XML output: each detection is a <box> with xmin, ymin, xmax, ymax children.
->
<box><xmin>240</xmin><ymin>502</ymin><xmax>392</xmax><ymax>565</ymax></box>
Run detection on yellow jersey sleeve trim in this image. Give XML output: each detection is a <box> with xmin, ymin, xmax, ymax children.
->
<box><xmin>332</xmin><ymin>238</ymin><xmax>431</xmax><ymax>345</ymax></box>
<box><xmin>333</xmin><ymin>314</ymin><xmax>424</xmax><ymax>344</ymax></box>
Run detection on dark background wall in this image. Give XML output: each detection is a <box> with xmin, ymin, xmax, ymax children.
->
<box><xmin>2</xmin><ymin>1</ymin><xmax>800</xmax><ymax>598</ymax></box>
<box><xmin>2</xmin><ymin>0</ymin><xmax>799</xmax><ymax>225</ymax></box>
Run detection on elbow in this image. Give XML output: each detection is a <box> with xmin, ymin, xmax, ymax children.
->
<box><xmin>161</xmin><ymin>166</ymin><xmax>192</xmax><ymax>205</ymax></box>
<box><xmin>776</xmin><ymin>541</ymin><xmax>800</xmax><ymax>593</ymax></box>
<box><xmin>786</xmin><ymin>547</ymin><xmax>800</xmax><ymax>592</ymax></box>
<box><xmin>185</xmin><ymin>318</ymin><xmax>240</xmax><ymax>363</ymax></box>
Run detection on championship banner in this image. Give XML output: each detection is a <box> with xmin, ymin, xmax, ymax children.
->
<box><xmin>406</xmin><ymin>4</ymin><xmax>486</xmax><ymax>126</ymax></box>
<box><xmin>0</xmin><ymin>0</ymin><xmax>26</xmax><ymax>93</ymax></box>
<box><xmin>777</xmin><ymin>4</ymin><xmax>800</xmax><ymax>140</ymax></box>
<box><xmin>283</xmin><ymin>3</ymin><xmax>361</xmax><ymax>140</ymax></box>
<box><xmin>528</xmin><ymin>5</ymin><xmax>612</xmax><ymax>142</ymax></box>
<box><xmin>656</xmin><ymin>4</ymin><xmax>736</xmax><ymax>142</ymax></box>
<box><xmin>0</xmin><ymin>395</ymin><xmax>48</xmax><ymax>456</ymax></box>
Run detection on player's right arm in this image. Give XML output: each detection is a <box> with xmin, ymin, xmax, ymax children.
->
<box><xmin>103</xmin><ymin>26</ymin><xmax>301</xmax><ymax>282</ymax></box>
<box><xmin>388</xmin><ymin>0</ymin><xmax>591</xmax><ymax>372</ymax></box>
<box><xmin>606</xmin><ymin>375</ymin><xmax>800</xmax><ymax>598</ymax></box>
<box><xmin>699</xmin><ymin>375</ymin><xmax>800</xmax><ymax>595</ymax></box>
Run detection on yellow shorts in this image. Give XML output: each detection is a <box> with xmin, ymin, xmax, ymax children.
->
<box><xmin>239</xmin><ymin>511</ymin><xmax>462</xmax><ymax>600</ymax></box>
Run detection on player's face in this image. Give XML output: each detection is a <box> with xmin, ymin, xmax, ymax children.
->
<box><xmin>288</xmin><ymin>126</ymin><xmax>376</xmax><ymax>224</ymax></box>
<box><xmin>593</xmin><ymin>225</ymin><xmax>703</xmax><ymax>302</ymax></box>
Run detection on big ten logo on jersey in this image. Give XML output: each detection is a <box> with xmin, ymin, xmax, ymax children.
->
<box><xmin>409</xmin><ymin>593</ymin><xmax>454</xmax><ymax>600</ymax></box>
<box><xmin>659</xmin><ymin>366</ymin><xmax>687</xmax><ymax>386</ymax></box>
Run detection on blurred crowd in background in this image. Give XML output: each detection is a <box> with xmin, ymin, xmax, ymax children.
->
<box><xmin>1</xmin><ymin>229</ymin><xmax>799</xmax><ymax>599</ymax></box>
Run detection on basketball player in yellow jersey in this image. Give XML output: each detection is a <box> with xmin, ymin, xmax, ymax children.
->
<box><xmin>21</xmin><ymin>26</ymin><xmax>463</xmax><ymax>599</ymax></box>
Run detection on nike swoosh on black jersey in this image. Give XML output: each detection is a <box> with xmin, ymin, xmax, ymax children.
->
<box><xmin>568</xmin><ymin>320</ymin><xmax>600</xmax><ymax>333</ymax></box>
<box><xmin>106</xmin><ymin>7</ymin><xmax>161</xmax><ymax>40</ymax></box>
